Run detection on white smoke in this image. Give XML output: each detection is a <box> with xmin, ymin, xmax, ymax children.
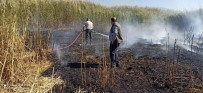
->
<box><xmin>53</xmin><ymin>43</ymin><xmax>69</xmax><ymax>66</ymax></box>
<box><xmin>54</xmin><ymin>44</ymin><xmax>63</xmax><ymax>60</ymax></box>
<box><xmin>121</xmin><ymin>21</ymin><xmax>168</xmax><ymax>48</ymax></box>
<box><xmin>120</xmin><ymin>11</ymin><xmax>203</xmax><ymax>54</ymax></box>
<box><xmin>187</xmin><ymin>12</ymin><xmax>203</xmax><ymax>35</ymax></box>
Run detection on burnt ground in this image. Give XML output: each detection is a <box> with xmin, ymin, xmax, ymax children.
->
<box><xmin>43</xmin><ymin>30</ymin><xmax>203</xmax><ymax>93</ymax></box>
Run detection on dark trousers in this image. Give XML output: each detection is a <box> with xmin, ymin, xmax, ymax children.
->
<box><xmin>85</xmin><ymin>29</ymin><xmax>92</xmax><ymax>44</ymax></box>
<box><xmin>110</xmin><ymin>40</ymin><xmax>120</xmax><ymax>66</ymax></box>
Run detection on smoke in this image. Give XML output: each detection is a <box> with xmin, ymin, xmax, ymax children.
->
<box><xmin>120</xmin><ymin>20</ymin><xmax>176</xmax><ymax>48</ymax></box>
<box><xmin>51</xmin><ymin>30</ymin><xmax>75</xmax><ymax>67</ymax></box>
<box><xmin>187</xmin><ymin>11</ymin><xmax>203</xmax><ymax>35</ymax></box>
<box><xmin>120</xmin><ymin>11</ymin><xmax>203</xmax><ymax>54</ymax></box>
<box><xmin>54</xmin><ymin>44</ymin><xmax>63</xmax><ymax>60</ymax></box>
<box><xmin>121</xmin><ymin>21</ymin><xmax>166</xmax><ymax>48</ymax></box>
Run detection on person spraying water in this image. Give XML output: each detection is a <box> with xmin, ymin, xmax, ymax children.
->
<box><xmin>83</xmin><ymin>18</ymin><xmax>94</xmax><ymax>45</ymax></box>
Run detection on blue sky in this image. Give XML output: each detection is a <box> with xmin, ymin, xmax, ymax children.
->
<box><xmin>87</xmin><ymin>0</ymin><xmax>203</xmax><ymax>11</ymax></box>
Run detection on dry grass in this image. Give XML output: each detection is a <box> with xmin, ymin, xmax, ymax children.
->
<box><xmin>0</xmin><ymin>0</ymin><xmax>62</xmax><ymax>92</ymax></box>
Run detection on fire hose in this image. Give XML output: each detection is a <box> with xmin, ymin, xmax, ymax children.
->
<box><xmin>52</xmin><ymin>30</ymin><xmax>108</xmax><ymax>51</ymax></box>
<box><xmin>53</xmin><ymin>30</ymin><xmax>83</xmax><ymax>51</ymax></box>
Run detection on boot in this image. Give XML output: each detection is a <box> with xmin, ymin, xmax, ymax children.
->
<box><xmin>90</xmin><ymin>39</ymin><xmax>92</xmax><ymax>45</ymax></box>
<box><xmin>111</xmin><ymin>63</ymin><xmax>116</xmax><ymax>68</ymax></box>
<box><xmin>116</xmin><ymin>63</ymin><xmax>120</xmax><ymax>67</ymax></box>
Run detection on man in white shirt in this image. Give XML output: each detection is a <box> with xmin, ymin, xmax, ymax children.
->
<box><xmin>109</xmin><ymin>17</ymin><xmax>123</xmax><ymax>68</ymax></box>
<box><xmin>83</xmin><ymin>18</ymin><xmax>94</xmax><ymax>45</ymax></box>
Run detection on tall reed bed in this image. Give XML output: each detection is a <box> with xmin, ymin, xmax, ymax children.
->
<box><xmin>0</xmin><ymin>0</ymin><xmax>51</xmax><ymax>91</ymax></box>
<box><xmin>0</xmin><ymin>0</ymin><xmax>28</xmax><ymax>84</ymax></box>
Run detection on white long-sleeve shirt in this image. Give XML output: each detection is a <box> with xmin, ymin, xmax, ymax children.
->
<box><xmin>84</xmin><ymin>21</ymin><xmax>93</xmax><ymax>30</ymax></box>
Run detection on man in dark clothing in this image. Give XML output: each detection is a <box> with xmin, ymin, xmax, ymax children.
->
<box><xmin>83</xmin><ymin>18</ymin><xmax>94</xmax><ymax>45</ymax></box>
<box><xmin>109</xmin><ymin>17</ymin><xmax>123</xmax><ymax>68</ymax></box>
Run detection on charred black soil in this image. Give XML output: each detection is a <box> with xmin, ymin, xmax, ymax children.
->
<box><xmin>43</xmin><ymin>30</ymin><xmax>203</xmax><ymax>93</ymax></box>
